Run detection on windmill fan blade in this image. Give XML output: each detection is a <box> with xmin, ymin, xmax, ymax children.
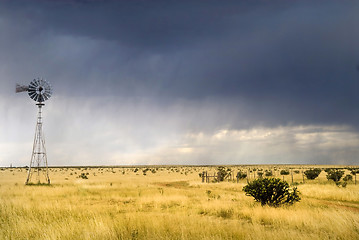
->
<box><xmin>16</xmin><ymin>84</ymin><xmax>29</xmax><ymax>93</ymax></box>
<box><xmin>27</xmin><ymin>78</ymin><xmax>53</xmax><ymax>103</ymax></box>
<box><xmin>29</xmin><ymin>93</ymin><xmax>37</xmax><ymax>101</ymax></box>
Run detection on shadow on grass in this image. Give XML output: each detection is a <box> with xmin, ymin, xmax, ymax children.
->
<box><xmin>25</xmin><ymin>182</ymin><xmax>52</xmax><ymax>187</ymax></box>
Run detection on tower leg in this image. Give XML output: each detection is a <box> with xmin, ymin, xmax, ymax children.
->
<box><xmin>25</xmin><ymin>103</ymin><xmax>50</xmax><ymax>185</ymax></box>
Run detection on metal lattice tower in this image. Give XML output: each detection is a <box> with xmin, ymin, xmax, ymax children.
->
<box><xmin>16</xmin><ymin>78</ymin><xmax>53</xmax><ymax>185</ymax></box>
<box><xmin>26</xmin><ymin>103</ymin><xmax>50</xmax><ymax>184</ymax></box>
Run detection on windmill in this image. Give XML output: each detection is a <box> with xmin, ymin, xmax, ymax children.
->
<box><xmin>16</xmin><ymin>78</ymin><xmax>53</xmax><ymax>185</ymax></box>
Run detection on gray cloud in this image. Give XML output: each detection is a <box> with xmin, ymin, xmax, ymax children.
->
<box><xmin>1</xmin><ymin>0</ymin><xmax>359</xmax><ymax>166</ymax></box>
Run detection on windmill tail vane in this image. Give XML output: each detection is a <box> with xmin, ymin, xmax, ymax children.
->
<box><xmin>15</xmin><ymin>84</ymin><xmax>29</xmax><ymax>93</ymax></box>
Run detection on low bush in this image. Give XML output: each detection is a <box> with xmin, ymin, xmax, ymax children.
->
<box><xmin>236</xmin><ymin>171</ymin><xmax>247</xmax><ymax>179</ymax></box>
<box><xmin>280</xmin><ymin>170</ymin><xmax>290</xmax><ymax>175</ymax></box>
<box><xmin>78</xmin><ymin>173</ymin><xmax>88</xmax><ymax>179</ymax></box>
<box><xmin>343</xmin><ymin>174</ymin><xmax>353</xmax><ymax>182</ymax></box>
<box><xmin>217</xmin><ymin>166</ymin><xmax>230</xmax><ymax>181</ymax></box>
<box><xmin>243</xmin><ymin>178</ymin><xmax>300</xmax><ymax>207</ymax></box>
<box><xmin>304</xmin><ymin>168</ymin><xmax>321</xmax><ymax>180</ymax></box>
<box><xmin>326</xmin><ymin>170</ymin><xmax>344</xmax><ymax>182</ymax></box>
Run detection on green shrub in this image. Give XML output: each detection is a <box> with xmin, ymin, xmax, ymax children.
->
<box><xmin>265</xmin><ymin>170</ymin><xmax>273</xmax><ymax>177</ymax></box>
<box><xmin>326</xmin><ymin>170</ymin><xmax>344</xmax><ymax>182</ymax></box>
<box><xmin>236</xmin><ymin>171</ymin><xmax>247</xmax><ymax>179</ymax></box>
<box><xmin>343</xmin><ymin>174</ymin><xmax>353</xmax><ymax>182</ymax></box>
<box><xmin>78</xmin><ymin>173</ymin><xmax>88</xmax><ymax>179</ymax></box>
<box><xmin>304</xmin><ymin>168</ymin><xmax>321</xmax><ymax>180</ymax></box>
<box><xmin>217</xmin><ymin>166</ymin><xmax>230</xmax><ymax>181</ymax></box>
<box><xmin>243</xmin><ymin>178</ymin><xmax>300</xmax><ymax>207</ymax></box>
<box><xmin>280</xmin><ymin>170</ymin><xmax>290</xmax><ymax>175</ymax></box>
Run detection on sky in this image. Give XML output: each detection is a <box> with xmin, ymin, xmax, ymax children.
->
<box><xmin>1</xmin><ymin>0</ymin><xmax>359</xmax><ymax>166</ymax></box>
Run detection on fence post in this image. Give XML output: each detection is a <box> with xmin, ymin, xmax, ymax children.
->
<box><xmin>202</xmin><ymin>171</ymin><xmax>205</xmax><ymax>183</ymax></box>
<box><xmin>302</xmin><ymin>170</ymin><xmax>305</xmax><ymax>183</ymax></box>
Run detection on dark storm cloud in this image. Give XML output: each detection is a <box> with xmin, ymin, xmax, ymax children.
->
<box><xmin>1</xmin><ymin>0</ymin><xmax>359</xmax><ymax>129</ymax></box>
<box><xmin>3</xmin><ymin>0</ymin><xmax>359</xmax><ymax>166</ymax></box>
<box><xmin>1</xmin><ymin>0</ymin><xmax>247</xmax><ymax>47</ymax></box>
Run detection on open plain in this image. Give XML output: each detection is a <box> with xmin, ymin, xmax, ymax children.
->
<box><xmin>0</xmin><ymin>165</ymin><xmax>358</xmax><ymax>240</ymax></box>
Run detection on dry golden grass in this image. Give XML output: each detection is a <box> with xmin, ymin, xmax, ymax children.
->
<box><xmin>0</xmin><ymin>165</ymin><xmax>358</xmax><ymax>239</ymax></box>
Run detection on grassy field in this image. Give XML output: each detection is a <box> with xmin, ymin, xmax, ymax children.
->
<box><xmin>0</xmin><ymin>165</ymin><xmax>358</xmax><ymax>240</ymax></box>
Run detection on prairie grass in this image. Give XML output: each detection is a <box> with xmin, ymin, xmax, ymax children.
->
<box><xmin>0</xmin><ymin>166</ymin><xmax>358</xmax><ymax>239</ymax></box>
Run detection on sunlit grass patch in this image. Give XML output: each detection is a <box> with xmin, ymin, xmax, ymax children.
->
<box><xmin>0</xmin><ymin>165</ymin><xmax>358</xmax><ymax>239</ymax></box>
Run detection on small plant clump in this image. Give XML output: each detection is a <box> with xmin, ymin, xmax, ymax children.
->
<box><xmin>243</xmin><ymin>178</ymin><xmax>300</xmax><ymax>207</ymax></box>
<box><xmin>142</xmin><ymin>168</ymin><xmax>150</xmax><ymax>175</ymax></box>
<box><xmin>78</xmin><ymin>173</ymin><xmax>88</xmax><ymax>179</ymax></box>
<box><xmin>304</xmin><ymin>168</ymin><xmax>321</xmax><ymax>180</ymax></box>
<box><xmin>280</xmin><ymin>170</ymin><xmax>290</xmax><ymax>175</ymax></box>
<box><xmin>343</xmin><ymin>174</ymin><xmax>353</xmax><ymax>182</ymax></box>
<box><xmin>206</xmin><ymin>190</ymin><xmax>220</xmax><ymax>200</ymax></box>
